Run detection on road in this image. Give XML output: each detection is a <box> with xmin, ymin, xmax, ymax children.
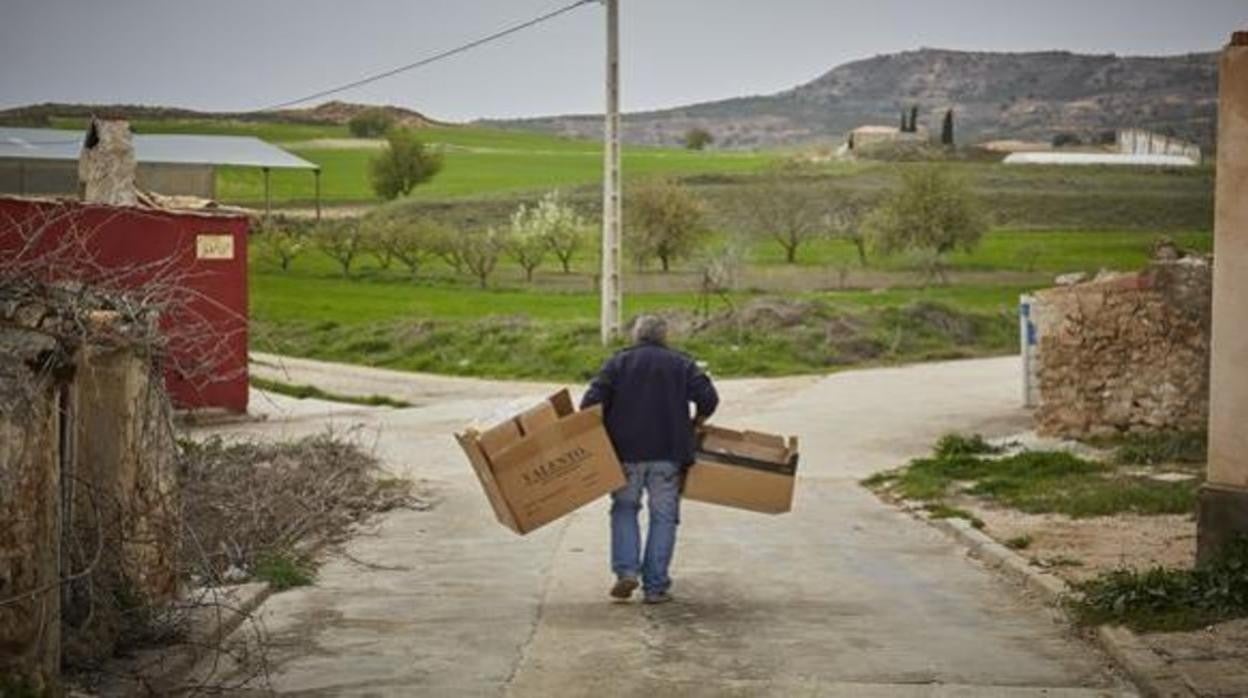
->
<box><xmin>200</xmin><ymin>354</ymin><xmax>1133</xmax><ymax>697</ymax></box>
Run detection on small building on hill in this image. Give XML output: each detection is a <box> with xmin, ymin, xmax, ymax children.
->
<box><xmin>844</xmin><ymin>124</ymin><xmax>928</xmax><ymax>152</ymax></box>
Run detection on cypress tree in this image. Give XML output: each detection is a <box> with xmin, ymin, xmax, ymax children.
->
<box><xmin>941</xmin><ymin>108</ymin><xmax>955</xmax><ymax>146</ymax></box>
<box><xmin>909</xmin><ymin>106</ymin><xmax>919</xmax><ymax>133</ymax></box>
<box><xmin>900</xmin><ymin>110</ymin><xmax>908</xmax><ymax>132</ymax></box>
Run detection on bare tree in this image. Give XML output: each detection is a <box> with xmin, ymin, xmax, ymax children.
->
<box><xmin>824</xmin><ymin>192</ymin><xmax>874</xmax><ymax>267</ymax></box>
<box><xmin>255</xmin><ymin>217</ymin><xmax>307</xmax><ymax>272</ymax></box>
<box><xmin>315</xmin><ymin>219</ymin><xmax>365</xmax><ymax>278</ymax></box>
<box><xmin>455</xmin><ymin>227</ymin><xmax>507</xmax><ymax>288</ymax></box>
<box><xmin>732</xmin><ymin>168</ymin><xmax>826</xmax><ymax>264</ymax></box>
<box><xmin>371</xmin><ymin>217</ymin><xmax>444</xmax><ymax>280</ymax></box>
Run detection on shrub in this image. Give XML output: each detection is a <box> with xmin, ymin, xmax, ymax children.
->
<box><xmin>683</xmin><ymin>127</ymin><xmax>714</xmax><ymax>150</ymax></box>
<box><xmin>369</xmin><ymin>128</ymin><xmax>443</xmax><ymax>200</ymax></box>
<box><xmin>348</xmin><ymin>107</ymin><xmax>396</xmax><ymax>138</ymax></box>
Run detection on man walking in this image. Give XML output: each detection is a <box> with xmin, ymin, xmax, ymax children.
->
<box><xmin>581</xmin><ymin>315</ymin><xmax>719</xmax><ymax>604</ymax></box>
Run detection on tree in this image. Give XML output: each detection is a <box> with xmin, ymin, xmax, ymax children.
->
<box><xmin>369</xmin><ymin>128</ymin><xmax>443</xmax><ymax>200</ymax></box>
<box><xmin>626</xmin><ymin>179</ymin><xmax>706</xmax><ymax>272</ymax></box>
<box><xmin>731</xmin><ymin>167</ymin><xmax>826</xmax><ymax>264</ymax></box>
<box><xmin>683</xmin><ymin>128</ymin><xmax>714</xmax><ymax>151</ymax></box>
<box><xmin>824</xmin><ymin>193</ymin><xmax>873</xmax><ymax>267</ymax></box>
<box><xmin>941</xmin><ymin>109</ymin><xmax>955</xmax><ymax>147</ymax></box>
<box><xmin>511</xmin><ymin>191</ymin><xmax>589</xmax><ymax>274</ymax></box>
<box><xmin>455</xmin><ymin>227</ymin><xmax>507</xmax><ymax>288</ymax></box>
<box><xmin>369</xmin><ymin>217</ymin><xmax>444</xmax><ymax>279</ymax></box>
<box><xmin>1052</xmin><ymin>132</ymin><xmax>1082</xmax><ymax>148</ymax></box>
<box><xmin>255</xmin><ymin>218</ymin><xmax>306</xmax><ymax>272</ymax></box>
<box><xmin>864</xmin><ymin>166</ymin><xmax>988</xmax><ymax>284</ymax></box>
<box><xmin>507</xmin><ymin>204</ymin><xmax>548</xmax><ymax>282</ymax></box>
<box><xmin>348</xmin><ymin>107</ymin><xmax>396</xmax><ymax>138</ymax></box>
<box><xmin>909</xmin><ymin>106</ymin><xmax>920</xmax><ymax>133</ymax></box>
<box><xmin>900</xmin><ymin>109</ymin><xmax>908</xmax><ymax>133</ymax></box>
<box><xmin>314</xmin><ymin>219</ymin><xmax>365</xmax><ymax>278</ymax></box>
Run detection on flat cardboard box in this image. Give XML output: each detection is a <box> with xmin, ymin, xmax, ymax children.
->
<box><xmin>683</xmin><ymin>425</ymin><xmax>799</xmax><ymax>514</ymax></box>
<box><xmin>456</xmin><ymin>389</ymin><xmax>626</xmax><ymax>534</ymax></box>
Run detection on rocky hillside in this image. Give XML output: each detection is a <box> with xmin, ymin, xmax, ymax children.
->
<box><xmin>0</xmin><ymin>100</ymin><xmax>442</xmax><ymax>128</ymax></box>
<box><xmin>486</xmin><ymin>48</ymin><xmax>1218</xmax><ymax>149</ymax></box>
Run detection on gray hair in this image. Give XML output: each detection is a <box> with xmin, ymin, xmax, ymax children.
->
<box><xmin>632</xmin><ymin>315</ymin><xmax>668</xmax><ymax>346</ymax></box>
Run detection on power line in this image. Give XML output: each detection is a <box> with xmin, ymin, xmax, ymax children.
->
<box><xmin>256</xmin><ymin>0</ymin><xmax>599</xmax><ymax>112</ymax></box>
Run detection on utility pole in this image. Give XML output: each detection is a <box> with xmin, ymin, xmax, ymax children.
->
<box><xmin>600</xmin><ymin>0</ymin><xmax>622</xmax><ymax>345</ymax></box>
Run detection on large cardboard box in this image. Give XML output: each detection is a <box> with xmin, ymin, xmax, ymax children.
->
<box><xmin>683</xmin><ymin>425</ymin><xmax>799</xmax><ymax>514</ymax></box>
<box><xmin>455</xmin><ymin>389</ymin><xmax>626</xmax><ymax>534</ymax></box>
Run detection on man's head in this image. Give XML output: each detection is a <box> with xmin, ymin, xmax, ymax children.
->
<box><xmin>631</xmin><ymin>315</ymin><xmax>668</xmax><ymax>346</ymax></box>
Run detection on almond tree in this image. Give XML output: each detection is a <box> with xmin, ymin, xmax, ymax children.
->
<box><xmin>627</xmin><ymin>179</ymin><xmax>706</xmax><ymax>272</ymax></box>
<box><xmin>864</xmin><ymin>166</ymin><xmax>988</xmax><ymax>284</ymax></box>
<box><xmin>456</xmin><ymin>226</ymin><xmax>507</xmax><ymax>288</ymax></box>
<box><xmin>732</xmin><ymin>167</ymin><xmax>825</xmax><ymax>264</ymax></box>
<box><xmin>256</xmin><ymin>218</ymin><xmax>307</xmax><ymax>272</ymax></box>
<box><xmin>314</xmin><ymin>219</ymin><xmax>365</xmax><ymax>278</ymax></box>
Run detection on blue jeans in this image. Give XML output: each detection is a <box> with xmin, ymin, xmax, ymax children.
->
<box><xmin>611</xmin><ymin>460</ymin><xmax>682</xmax><ymax>596</ymax></box>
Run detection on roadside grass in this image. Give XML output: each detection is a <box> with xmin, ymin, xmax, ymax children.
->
<box><xmin>1067</xmin><ymin>538</ymin><xmax>1248</xmax><ymax>633</ymax></box>
<box><xmin>1086</xmin><ymin>430</ymin><xmax>1208</xmax><ymax>466</ymax></box>
<box><xmin>863</xmin><ymin>435</ymin><xmax>1202</xmax><ymax>518</ymax></box>
<box><xmin>253</xmin><ymin>297</ymin><xmax>1017</xmax><ymax>381</ymax></box>
<box><xmin>250</xmin><ymin>376</ymin><xmax>412</xmax><ymax>408</ymax></box>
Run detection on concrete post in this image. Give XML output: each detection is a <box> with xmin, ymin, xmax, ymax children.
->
<box><xmin>1198</xmin><ymin>31</ymin><xmax>1248</xmax><ymax>564</ymax></box>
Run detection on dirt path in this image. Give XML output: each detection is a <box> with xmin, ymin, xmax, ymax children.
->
<box><xmin>200</xmin><ymin>356</ymin><xmax>1134</xmax><ymax>696</ymax></box>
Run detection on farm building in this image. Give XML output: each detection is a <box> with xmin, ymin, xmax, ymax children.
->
<box><xmin>1003</xmin><ymin>152</ymin><xmax>1198</xmax><ymax>167</ymax></box>
<box><xmin>0</xmin><ymin>126</ymin><xmax>320</xmax><ymax>211</ymax></box>
<box><xmin>845</xmin><ymin>124</ymin><xmax>928</xmax><ymax>152</ymax></box>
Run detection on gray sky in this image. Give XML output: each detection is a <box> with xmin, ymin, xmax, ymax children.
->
<box><xmin>2</xmin><ymin>0</ymin><xmax>1246</xmax><ymax>122</ymax></box>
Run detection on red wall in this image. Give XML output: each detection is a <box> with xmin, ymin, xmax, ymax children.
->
<box><xmin>0</xmin><ymin>198</ymin><xmax>250</xmax><ymax>412</ymax></box>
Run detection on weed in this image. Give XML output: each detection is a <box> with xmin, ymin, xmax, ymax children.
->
<box><xmin>1004</xmin><ymin>535</ymin><xmax>1033</xmax><ymax>550</ymax></box>
<box><xmin>254</xmin><ymin>551</ymin><xmax>317</xmax><ymax>591</ymax></box>
<box><xmin>1109</xmin><ymin>431</ymin><xmax>1207</xmax><ymax>466</ymax></box>
<box><xmin>1068</xmin><ymin>537</ymin><xmax>1248</xmax><ymax>632</ymax></box>
<box><xmin>924</xmin><ymin>503</ymin><xmax>986</xmax><ymax>529</ymax></box>
<box><xmin>877</xmin><ymin>440</ymin><xmax>1200</xmax><ymax>518</ymax></box>
<box><xmin>934</xmin><ymin>433</ymin><xmax>1003</xmax><ymax>458</ymax></box>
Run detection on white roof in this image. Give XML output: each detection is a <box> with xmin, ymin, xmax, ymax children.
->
<box><xmin>1003</xmin><ymin>152</ymin><xmax>1197</xmax><ymax>167</ymax></box>
<box><xmin>0</xmin><ymin>127</ymin><xmax>317</xmax><ymax>170</ymax></box>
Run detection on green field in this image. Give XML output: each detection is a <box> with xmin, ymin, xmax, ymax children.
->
<box><xmin>249</xmin><ymin>225</ymin><xmax>1208</xmax><ymax>380</ymax></box>
<box><xmin>48</xmin><ymin>116</ymin><xmax>772</xmax><ymax>204</ymax></box>
<box><xmin>46</xmin><ymin>114</ymin><xmax>1215</xmax><ymax>380</ymax></box>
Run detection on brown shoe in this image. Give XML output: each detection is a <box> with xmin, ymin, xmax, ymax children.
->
<box><xmin>610</xmin><ymin>576</ymin><xmax>639</xmax><ymax>600</ymax></box>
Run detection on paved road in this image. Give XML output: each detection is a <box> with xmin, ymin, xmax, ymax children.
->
<box><xmin>203</xmin><ymin>355</ymin><xmax>1133</xmax><ymax>697</ymax></box>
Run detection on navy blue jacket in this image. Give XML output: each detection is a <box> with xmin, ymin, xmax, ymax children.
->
<box><xmin>580</xmin><ymin>342</ymin><xmax>719</xmax><ymax>466</ymax></box>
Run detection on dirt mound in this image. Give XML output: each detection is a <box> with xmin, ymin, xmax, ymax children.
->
<box><xmin>902</xmin><ymin>301</ymin><xmax>980</xmax><ymax>344</ymax></box>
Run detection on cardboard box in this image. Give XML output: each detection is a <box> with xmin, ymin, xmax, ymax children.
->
<box><xmin>455</xmin><ymin>389</ymin><xmax>626</xmax><ymax>534</ymax></box>
<box><xmin>683</xmin><ymin>425</ymin><xmax>799</xmax><ymax>514</ymax></box>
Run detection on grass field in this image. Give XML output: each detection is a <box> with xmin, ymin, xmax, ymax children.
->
<box><xmin>249</xmin><ymin>224</ymin><xmax>1210</xmax><ymax>380</ymax></box>
<box><xmin>44</xmin><ymin>114</ymin><xmax>1215</xmax><ymax>380</ymax></box>
<box><xmin>48</xmin><ymin>116</ymin><xmax>773</xmax><ymax>204</ymax></box>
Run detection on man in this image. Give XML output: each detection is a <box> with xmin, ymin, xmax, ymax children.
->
<box><xmin>581</xmin><ymin>315</ymin><xmax>719</xmax><ymax>604</ymax></box>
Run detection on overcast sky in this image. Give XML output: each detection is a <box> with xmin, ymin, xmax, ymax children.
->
<box><xmin>2</xmin><ymin>0</ymin><xmax>1245</xmax><ymax>122</ymax></box>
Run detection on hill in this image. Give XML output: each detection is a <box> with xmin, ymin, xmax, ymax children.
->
<box><xmin>484</xmin><ymin>48</ymin><xmax>1218</xmax><ymax>149</ymax></box>
<box><xmin>0</xmin><ymin>100</ymin><xmax>443</xmax><ymax>129</ymax></box>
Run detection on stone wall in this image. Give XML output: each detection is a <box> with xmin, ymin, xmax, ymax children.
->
<box><xmin>0</xmin><ymin>331</ymin><xmax>66</xmax><ymax>693</ymax></box>
<box><xmin>1032</xmin><ymin>257</ymin><xmax>1212</xmax><ymax>437</ymax></box>
<box><xmin>0</xmin><ymin>322</ymin><xmax>180</xmax><ymax>685</ymax></box>
<box><xmin>64</xmin><ymin>341</ymin><xmax>180</xmax><ymax>664</ymax></box>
